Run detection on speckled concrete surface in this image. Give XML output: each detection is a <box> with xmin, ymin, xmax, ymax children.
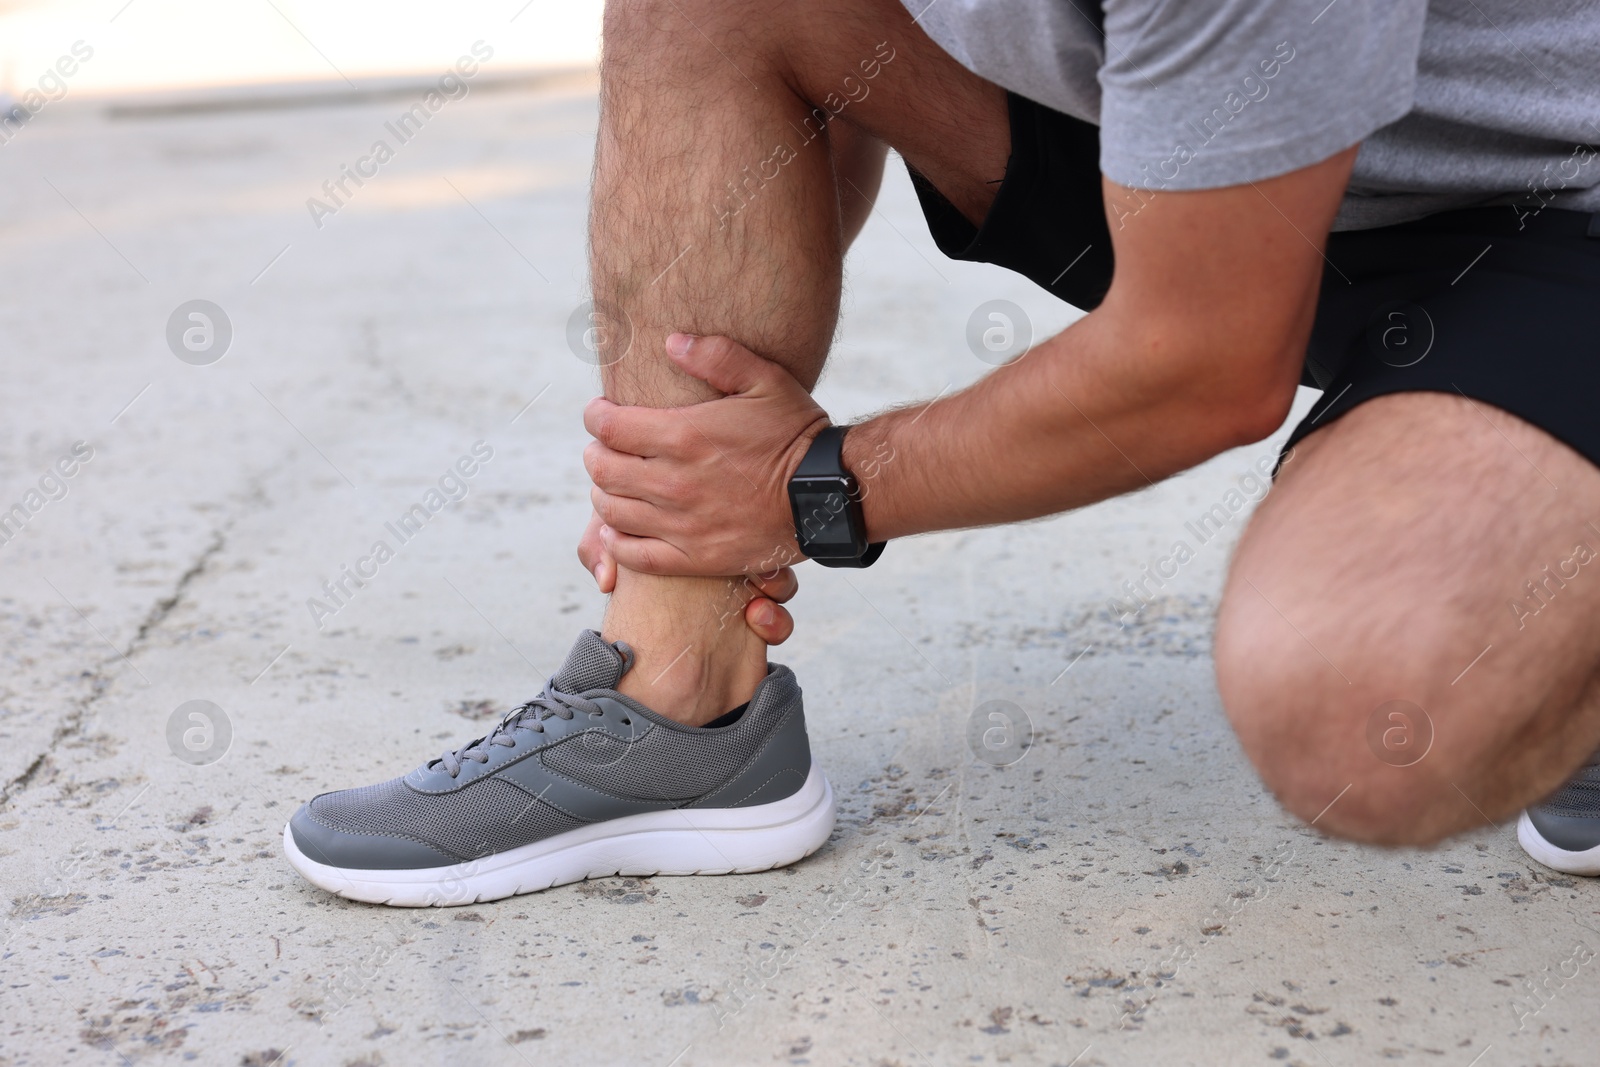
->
<box><xmin>2</xmin><ymin>75</ymin><xmax>1597</xmax><ymax>1067</ymax></box>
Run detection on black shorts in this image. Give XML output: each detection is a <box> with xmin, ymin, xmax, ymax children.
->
<box><xmin>910</xmin><ymin>93</ymin><xmax>1600</xmax><ymax>470</ymax></box>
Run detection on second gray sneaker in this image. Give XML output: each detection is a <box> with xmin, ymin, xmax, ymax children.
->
<box><xmin>1519</xmin><ymin>749</ymin><xmax>1600</xmax><ymax>876</ymax></box>
<box><xmin>283</xmin><ymin>630</ymin><xmax>835</xmax><ymax>906</ymax></box>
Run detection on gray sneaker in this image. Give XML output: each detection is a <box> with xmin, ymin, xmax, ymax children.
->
<box><xmin>1518</xmin><ymin>751</ymin><xmax>1600</xmax><ymax>876</ymax></box>
<box><xmin>283</xmin><ymin>630</ymin><xmax>835</xmax><ymax>906</ymax></box>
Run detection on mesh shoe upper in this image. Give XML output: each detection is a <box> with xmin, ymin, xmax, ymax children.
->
<box><xmin>1526</xmin><ymin>752</ymin><xmax>1600</xmax><ymax>853</ymax></box>
<box><xmin>1537</xmin><ymin>757</ymin><xmax>1600</xmax><ymax>818</ymax></box>
<box><xmin>539</xmin><ymin>718</ymin><xmax>769</xmax><ymax>800</ymax></box>
<box><xmin>309</xmin><ymin>777</ymin><xmax>586</xmax><ymax>859</ymax></box>
<box><xmin>291</xmin><ymin>630</ymin><xmax>810</xmax><ymax>869</ymax></box>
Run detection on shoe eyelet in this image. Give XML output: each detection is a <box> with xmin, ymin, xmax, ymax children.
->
<box><xmin>621</xmin><ymin>717</ymin><xmax>631</xmax><ymax>726</ymax></box>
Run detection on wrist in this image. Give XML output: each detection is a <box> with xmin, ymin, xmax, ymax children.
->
<box><xmin>839</xmin><ymin>417</ymin><xmax>903</xmax><ymax>543</ymax></box>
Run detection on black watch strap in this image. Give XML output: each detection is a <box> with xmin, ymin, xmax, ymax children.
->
<box><xmin>794</xmin><ymin>425</ymin><xmax>848</xmax><ymax>478</ymax></box>
<box><xmin>813</xmin><ymin>539</ymin><xmax>886</xmax><ymax>568</ymax></box>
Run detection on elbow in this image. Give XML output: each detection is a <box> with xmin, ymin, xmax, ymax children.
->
<box><xmin>1188</xmin><ymin>340</ymin><xmax>1303</xmax><ymax>452</ymax></box>
<box><xmin>1219</xmin><ymin>375</ymin><xmax>1299</xmax><ymax>448</ymax></box>
<box><xmin>1105</xmin><ymin>312</ymin><xmax>1307</xmax><ymax>458</ymax></box>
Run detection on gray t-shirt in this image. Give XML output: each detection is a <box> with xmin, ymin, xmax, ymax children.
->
<box><xmin>905</xmin><ymin>0</ymin><xmax>1600</xmax><ymax>229</ymax></box>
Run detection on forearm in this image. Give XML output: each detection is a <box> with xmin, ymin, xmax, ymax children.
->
<box><xmin>587</xmin><ymin>160</ymin><xmax>1350</xmax><ymax>577</ymax></box>
<box><xmin>844</xmin><ymin>304</ymin><xmax>1301</xmax><ymax>543</ymax></box>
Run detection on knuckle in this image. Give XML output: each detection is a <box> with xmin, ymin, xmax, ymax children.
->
<box><xmin>659</xmin><ymin>474</ymin><xmax>694</xmax><ymax>504</ymax></box>
<box><xmin>592</xmin><ymin>410</ymin><xmax>618</xmax><ymax>446</ymax></box>
<box><xmin>665</xmin><ymin>421</ymin><xmax>695</xmax><ymax>456</ymax></box>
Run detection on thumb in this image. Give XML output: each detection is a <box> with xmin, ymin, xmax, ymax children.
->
<box><xmin>666</xmin><ymin>333</ymin><xmax>776</xmax><ymax>397</ymax></box>
<box><xmin>577</xmin><ymin>513</ymin><xmax>617</xmax><ymax>593</ymax></box>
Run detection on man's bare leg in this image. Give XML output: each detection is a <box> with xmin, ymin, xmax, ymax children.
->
<box><xmin>1216</xmin><ymin>393</ymin><xmax>1600</xmax><ymax>844</ymax></box>
<box><xmin>588</xmin><ymin>0</ymin><xmax>1007</xmax><ymax>723</ymax></box>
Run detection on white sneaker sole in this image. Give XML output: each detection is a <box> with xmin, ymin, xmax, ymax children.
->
<box><xmin>283</xmin><ymin>765</ymin><xmax>836</xmax><ymax>907</ymax></box>
<box><xmin>1516</xmin><ymin>810</ymin><xmax>1600</xmax><ymax>876</ymax></box>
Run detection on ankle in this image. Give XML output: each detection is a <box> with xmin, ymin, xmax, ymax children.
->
<box><xmin>614</xmin><ymin>646</ymin><xmax>766</xmax><ymax>726</ymax></box>
<box><xmin>602</xmin><ymin>571</ymin><xmax>770</xmax><ymax>725</ymax></box>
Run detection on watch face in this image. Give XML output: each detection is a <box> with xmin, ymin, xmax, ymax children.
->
<box><xmin>792</xmin><ymin>490</ymin><xmax>855</xmax><ymax>546</ymax></box>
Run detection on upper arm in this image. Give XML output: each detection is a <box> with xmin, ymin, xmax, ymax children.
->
<box><xmin>1096</xmin><ymin>145</ymin><xmax>1358</xmax><ymax>438</ymax></box>
<box><xmin>1083</xmin><ymin>0</ymin><xmax>1426</xmax><ymax>435</ymax></box>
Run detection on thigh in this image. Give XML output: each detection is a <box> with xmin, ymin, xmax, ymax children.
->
<box><xmin>1216</xmin><ymin>391</ymin><xmax>1600</xmax><ymax>840</ymax></box>
<box><xmin>779</xmin><ymin>0</ymin><xmax>1010</xmax><ymax>226</ymax></box>
<box><xmin>620</xmin><ymin>0</ymin><xmax>1011</xmax><ymax>226</ymax></box>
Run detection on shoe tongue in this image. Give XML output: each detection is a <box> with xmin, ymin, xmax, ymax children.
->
<box><xmin>552</xmin><ymin>630</ymin><xmax>630</xmax><ymax>693</ymax></box>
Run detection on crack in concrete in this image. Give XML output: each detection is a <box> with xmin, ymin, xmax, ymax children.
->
<box><xmin>0</xmin><ymin>527</ymin><xmax>230</xmax><ymax>809</ymax></box>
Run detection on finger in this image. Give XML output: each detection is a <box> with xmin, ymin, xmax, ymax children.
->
<box><xmin>576</xmin><ymin>512</ymin><xmax>617</xmax><ymax>593</ymax></box>
<box><xmin>590</xmin><ymin>486</ymin><xmax>672</xmax><ymax>540</ymax></box>
<box><xmin>747</xmin><ymin>565</ymin><xmax>798</xmax><ymax>605</ymax></box>
<box><xmin>665</xmin><ymin>333</ymin><xmax>780</xmax><ymax>397</ymax></box>
<box><xmin>583</xmin><ymin>396</ymin><xmax>687</xmax><ymax>458</ymax></box>
<box><xmin>600</xmin><ymin>525</ymin><xmax>711</xmax><ymax>577</ymax></box>
<box><xmin>583</xmin><ymin>441</ymin><xmax>663</xmax><ymax>503</ymax></box>
<box><xmin>577</xmin><ymin>513</ymin><xmax>602</xmax><ymax>573</ymax></box>
<box><xmin>591</xmin><ymin>533</ymin><xmax>617</xmax><ymax>593</ymax></box>
<box><xmin>745</xmin><ymin>597</ymin><xmax>794</xmax><ymax>645</ymax></box>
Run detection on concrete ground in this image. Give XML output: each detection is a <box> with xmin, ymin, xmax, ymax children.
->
<box><xmin>2</xmin><ymin>72</ymin><xmax>1597</xmax><ymax>1067</ymax></box>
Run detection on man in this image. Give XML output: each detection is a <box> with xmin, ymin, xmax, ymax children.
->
<box><xmin>283</xmin><ymin>0</ymin><xmax>1600</xmax><ymax>904</ymax></box>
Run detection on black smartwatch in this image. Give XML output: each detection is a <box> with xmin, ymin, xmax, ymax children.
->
<box><xmin>787</xmin><ymin>425</ymin><xmax>885</xmax><ymax>568</ymax></box>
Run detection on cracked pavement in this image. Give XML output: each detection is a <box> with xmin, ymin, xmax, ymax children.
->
<box><xmin>1</xmin><ymin>74</ymin><xmax>1598</xmax><ymax>1067</ymax></box>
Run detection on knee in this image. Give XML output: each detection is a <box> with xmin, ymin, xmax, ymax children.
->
<box><xmin>602</xmin><ymin>0</ymin><xmax>755</xmax><ymax>59</ymax></box>
<box><xmin>602</xmin><ymin>0</ymin><xmax>679</xmax><ymax>63</ymax></box>
<box><xmin>1214</xmin><ymin>588</ymin><xmax>1471</xmax><ymax>846</ymax></box>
